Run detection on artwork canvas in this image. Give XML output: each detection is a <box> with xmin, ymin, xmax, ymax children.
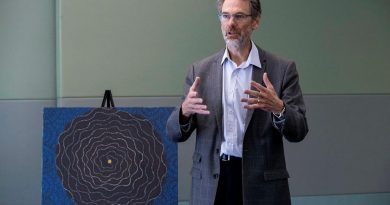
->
<box><xmin>42</xmin><ymin>107</ymin><xmax>177</xmax><ymax>205</ymax></box>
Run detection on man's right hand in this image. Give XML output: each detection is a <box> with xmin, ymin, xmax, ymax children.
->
<box><xmin>181</xmin><ymin>77</ymin><xmax>210</xmax><ymax>118</ymax></box>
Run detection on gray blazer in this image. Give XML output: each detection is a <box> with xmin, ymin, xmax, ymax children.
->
<box><xmin>166</xmin><ymin>45</ymin><xmax>308</xmax><ymax>205</ymax></box>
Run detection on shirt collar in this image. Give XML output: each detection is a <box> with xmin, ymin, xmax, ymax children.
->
<box><xmin>220</xmin><ymin>41</ymin><xmax>262</xmax><ymax>68</ymax></box>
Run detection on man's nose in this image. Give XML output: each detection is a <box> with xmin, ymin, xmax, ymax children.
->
<box><xmin>227</xmin><ymin>17</ymin><xmax>236</xmax><ymax>26</ymax></box>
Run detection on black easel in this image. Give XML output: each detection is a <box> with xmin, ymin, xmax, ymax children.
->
<box><xmin>101</xmin><ymin>90</ymin><xmax>115</xmax><ymax>108</ymax></box>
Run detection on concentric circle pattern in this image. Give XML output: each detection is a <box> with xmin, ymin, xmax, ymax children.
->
<box><xmin>56</xmin><ymin>108</ymin><xmax>167</xmax><ymax>205</ymax></box>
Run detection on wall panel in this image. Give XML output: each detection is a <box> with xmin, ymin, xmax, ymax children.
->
<box><xmin>58</xmin><ymin>0</ymin><xmax>390</xmax><ymax>98</ymax></box>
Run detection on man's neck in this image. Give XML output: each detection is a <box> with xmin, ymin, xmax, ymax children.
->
<box><xmin>227</xmin><ymin>41</ymin><xmax>252</xmax><ymax>66</ymax></box>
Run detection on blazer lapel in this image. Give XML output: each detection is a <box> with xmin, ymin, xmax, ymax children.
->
<box><xmin>211</xmin><ymin>52</ymin><xmax>224</xmax><ymax>136</ymax></box>
<box><xmin>244</xmin><ymin>46</ymin><xmax>265</xmax><ymax>132</ymax></box>
<box><xmin>213</xmin><ymin>46</ymin><xmax>265</xmax><ymax>134</ymax></box>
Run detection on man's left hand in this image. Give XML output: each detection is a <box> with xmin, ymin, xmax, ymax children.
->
<box><xmin>241</xmin><ymin>73</ymin><xmax>284</xmax><ymax>113</ymax></box>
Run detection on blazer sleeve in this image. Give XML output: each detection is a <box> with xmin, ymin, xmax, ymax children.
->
<box><xmin>280</xmin><ymin>61</ymin><xmax>309</xmax><ymax>142</ymax></box>
<box><xmin>166</xmin><ymin>64</ymin><xmax>198</xmax><ymax>142</ymax></box>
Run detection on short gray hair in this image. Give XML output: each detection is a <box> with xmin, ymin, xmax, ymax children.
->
<box><xmin>217</xmin><ymin>0</ymin><xmax>262</xmax><ymax>17</ymax></box>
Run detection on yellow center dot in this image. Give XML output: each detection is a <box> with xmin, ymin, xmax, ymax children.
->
<box><xmin>107</xmin><ymin>159</ymin><xmax>112</xmax><ymax>164</ymax></box>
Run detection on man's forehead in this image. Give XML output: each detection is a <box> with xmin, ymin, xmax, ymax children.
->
<box><xmin>221</xmin><ymin>0</ymin><xmax>251</xmax><ymax>13</ymax></box>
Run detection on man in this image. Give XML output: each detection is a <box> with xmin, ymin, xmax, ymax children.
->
<box><xmin>166</xmin><ymin>0</ymin><xmax>308</xmax><ymax>204</ymax></box>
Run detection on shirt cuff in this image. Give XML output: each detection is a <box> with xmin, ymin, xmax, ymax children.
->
<box><xmin>272</xmin><ymin>107</ymin><xmax>286</xmax><ymax>130</ymax></box>
<box><xmin>180</xmin><ymin>115</ymin><xmax>193</xmax><ymax>133</ymax></box>
<box><xmin>272</xmin><ymin>106</ymin><xmax>285</xmax><ymax>118</ymax></box>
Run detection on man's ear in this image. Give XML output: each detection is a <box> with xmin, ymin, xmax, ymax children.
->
<box><xmin>252</xmin><ymin>16</ymin><xmax>261</xmax><ymax>30</ymax></box>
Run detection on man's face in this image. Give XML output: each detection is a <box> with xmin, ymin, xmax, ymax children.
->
<box><xmin>220</xmin><ymin>0</ymin><xmax>260</xmax><ymax>50</ymax></box>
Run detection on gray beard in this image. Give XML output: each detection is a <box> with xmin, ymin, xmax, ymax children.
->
<box><xmin>225</xmin><ymin>38</ymin><xmax>243</xmax><ymax>50</ymax></box>
<box><xmin>222</xmin><ymin>25</ymin><xmax>254</xmax><ymax>51</ymax></box>
<box><xmin>223</xmin><ymin>31</ymin><xmax>246</xmax><ymax>50</ymax></box>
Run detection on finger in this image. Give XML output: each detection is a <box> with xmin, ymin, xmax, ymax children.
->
<box><xmin>243</xmin><ymin>89</ymin><xmax>260</xmax><ymax>97</ymax></box>
<box><xmin>250</xmin><ymin>80</ymin><xmax>261</xmax><ymax>91</ymax></box>
<box><xmin>190</xmin><ymin>77</ymin><xmax>201</xmax><ymax>92</ymax></box>
<box><xmin>194</xmin><ymin>109</ymin><xmax>210</xmax><ymax>115</ymax></box>
<box><xmin>240</xmin><ymin>97</ymin><xmax>250</xmax><ymax>103</ymax></box>
<box><xmin>242</xmin><ymin>96</ymin><xmax>272</xmax><ymax>108</ymax></box>
<box><xmin>243</xmin><ymin>97</ymin><xmax>260</xmax><ymax>105</ymax></box>
<box><xmin>191</xmin><ymin>104</ymin><xmax>208</xmax><ymax>110</ymax></box>
<box><xmin>263</xmin><ymin>73</ymin><xmax>275</xmax><ymax>90</ymax></box>
<box><xmin>183</xmin><ymin>104</ymin><xmax>208</xmax><ymax>116</ymax></box>
<box><xmin>250</xmin><ymin>81</ymin><xmax>267</xmax><ymax>93</ymax></box>
<box><xmin>189</xmin><ymin>104</ymin><xmax>210</xmax><ymax>114</ymax></box>
<box><xmin>241</xmin><ymin>97</ymin><xmax>257</xmax><ymax>105</ymax></box>
<box><xmin>187</xmin><ymin>91</ymin><xmax>198</xmax><ymax>98</ymax></box>
<box><xmin>243</xmin><ymin>100</ymin><xmax>271</xmax><ymax>111</ymax></box>
<box><xmin>189</xmin><ymin>98</ymin><xmax>203</xmax><ymax>104</ymax></box>
<box><xmin>244</xmin><ymin>88</ymin><xmax>267</xmax><ymax>100</ymax></box>
<box><xmin>244</xmin><ymin>103</ymin><xmax>265</xmax><ymax>109</ymax></box>
<box><xmin>255</xmin><ymin>97</ymin><xmax>271</xmax><ymax>106</ymax></box>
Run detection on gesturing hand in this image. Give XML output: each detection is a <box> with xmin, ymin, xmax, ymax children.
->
<box><xmin>181</xmin><ymin>77</ymin><xmax>210</xmax><ymax>117</ymax></box>
<box><xmin>241</xmin><ymin>73</ymin><xmax>284</xmax><ymax>113</ymax></box>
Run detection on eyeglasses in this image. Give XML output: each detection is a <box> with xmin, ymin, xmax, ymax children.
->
<box><xmin>219</xmin><ymin>13</ymin><xmax>252</xmax><ymax>22</ymax></box>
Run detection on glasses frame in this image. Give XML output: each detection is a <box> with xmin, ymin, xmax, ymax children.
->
<box><xmin>218</xmin><ymin>12</ymin><xmax>253</xmax><ymax>22</ymax></box>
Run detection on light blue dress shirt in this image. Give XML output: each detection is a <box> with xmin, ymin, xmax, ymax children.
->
<box><xmin>220</xmin><ymin>41</ymin><xmax>262</xmax><ymax>158</ymax></box>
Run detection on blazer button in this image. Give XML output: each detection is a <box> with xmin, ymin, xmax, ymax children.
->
<box><xmin>216</xmin><ymin>148</ymin><xmax>220</xmax><ymax>154</ymax></box>
<box><xmin>213</xmin><ymin>174</ymin><xmax>219</xmax><ymax>179</ymax></box>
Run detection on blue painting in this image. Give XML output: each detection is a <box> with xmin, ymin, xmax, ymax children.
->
<box><xmin>42</xmin><ymin>107</ymin><xmax>177</xmax><ymax>205</ymax></box>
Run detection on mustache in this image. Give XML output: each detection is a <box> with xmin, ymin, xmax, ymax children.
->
<box><xmin>223</xmin><ymin>30</ymin><xmax>241</xmax><ymax>37</ymax></box>
<box><xmin>225</xmin><ymin>27</ymin><xmax>237</xmax><ymax>32</ymax></box>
